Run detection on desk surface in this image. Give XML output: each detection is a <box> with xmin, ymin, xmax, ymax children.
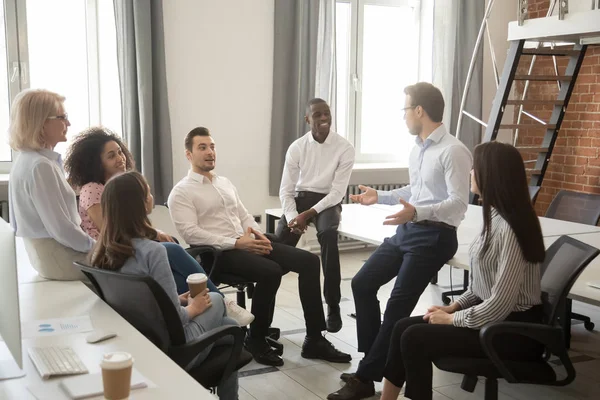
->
<box><xmin>267</xmin><ymin>204</ymin><xmax>600</xmax><ymax>246</ymax></box>
<box><xmin>0</xmin><ymin>280</ymin><xmax>213</xmax><ymax>399</ymax></box>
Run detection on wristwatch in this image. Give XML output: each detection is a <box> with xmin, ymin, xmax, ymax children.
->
<box><xmin>412</xmin><ymin>208</ymin><xmax>418</xmax><ymax>223</ymax></box>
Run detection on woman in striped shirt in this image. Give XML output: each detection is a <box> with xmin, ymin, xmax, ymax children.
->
<box><xmin>380</xmin><ymin>141</ymin><xmax>546</xmax><ymax>400</ymax></box>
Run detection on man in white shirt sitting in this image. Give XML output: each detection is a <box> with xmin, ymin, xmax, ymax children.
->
<box><xmin>276</xmin><ymin>98</ymin><xmax>355</xmax><ymax>333</ymax></box>
<box><xmin>168</xmin><ymin>127</ymin><xmax>352</xmax><ymax>367</ymax></box>
<box><xmin>327</xmin><ymin>83</ymin><xmax>472</xmax><ymax>400</ymax></box>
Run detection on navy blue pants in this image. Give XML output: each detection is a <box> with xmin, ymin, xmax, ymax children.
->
<box><xmin>353</xmin><ymin>222</ymin><xmax>457</xmax><ymax>382</ymax></box>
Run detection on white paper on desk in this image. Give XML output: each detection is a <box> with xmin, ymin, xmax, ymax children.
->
<box><xmin>22</xmin><ymin>316</ymin><xmax>93</xmax><ymax>338</ymax></box>
<box><xmin>27</xmin><ymin>368</ymin><xmax>154</xmax><ymax>400</ymax></box>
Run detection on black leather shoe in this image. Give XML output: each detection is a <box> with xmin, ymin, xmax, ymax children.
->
<box><xmin>327</xmin><ymin>305</ymin><xmax>343</xmax><ymax>333</ymax></box>
<box><xmin>244</xmin><ymin>336</ymin><xmax>284</xmax><ymax>367</ymax></box>
<box><xmin>268</xmin><ymin>326</ymin><xmax>281</xmax><ymax>340</ymax></box>
<box><xmin>340</xmin><ymin>372</ymin><xmax>355</xmax><ymax>383</ymax></box>
<box><xmin>266</xmin><ymin>336</ymin><xmax>284</xmax><ymax>356</ymax></box>
<box><xmin>327</xmin><ymin>377</ymin><xmax>375</xmax><ymax>400</ymax></box>
<box><xmin>301</xmin><ymin>336</ymin><xmax>351</xmax><ymax>363</ymax></box>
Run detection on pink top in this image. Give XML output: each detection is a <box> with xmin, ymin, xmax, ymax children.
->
<box><xmin>79</xmin><ymin>182</ymin><xmax>104</xmax><ymax>240</ymax></box>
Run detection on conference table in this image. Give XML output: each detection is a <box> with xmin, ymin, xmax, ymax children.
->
<box><xmin>265</xmin><ymin>203</ymin><xmax>600</xmax><ymax>306</ymax></box>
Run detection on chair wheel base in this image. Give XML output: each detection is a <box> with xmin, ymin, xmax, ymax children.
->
<box><xmin>442</xmin><ymin>296</ymin><xmax>451</xmax><ymax>305</ymax></box>
<box><xmin>584</xmin><ymin>321</ymin><xmax>595</xmax><ymax>331</ymax></box>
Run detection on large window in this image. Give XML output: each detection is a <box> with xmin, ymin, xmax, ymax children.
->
<box><xmin>336</xmin><ymin>0</ymin><xmax>427</xmax><ymax>165</ymax></box>
<box><xmin>0</xmin><ymin>0</ymin><xmax>121</xmax><ymax>171</ymax></box>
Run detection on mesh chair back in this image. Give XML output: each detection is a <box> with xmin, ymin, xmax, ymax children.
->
<box><xmin>74</xmin><ymin>262</ymin><xmax>187</xmax><ymax>350</ymax></box>
<box><xmin>540</xmin><ymin>236</ymin><xmax>600</xmax><ymax>324</ymax></box>
<box><xmin>545</xmin><ymin>190</ymin><xmax>600</xmax><ymax>225</ymax></box>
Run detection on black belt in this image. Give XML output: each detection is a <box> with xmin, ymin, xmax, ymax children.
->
<box><xmin>413</xmin><ymin>220</ymin><xmax>456</xmax><ymax>230</ymax></box>
<box><xmin>295</xmin><ymin>191</ymin><xmax>326</xmax><ymax>198</ymax></box>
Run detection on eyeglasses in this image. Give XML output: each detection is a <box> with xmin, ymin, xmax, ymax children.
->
<box><xmin>47</xmin><ymin>113</ymin><xmax>69</xmax><ymax>121</ymax></box>
<box><xmin>401</xmin><ymin>106</ymin><xmax>416</xmax><ymax>113</ymax></box>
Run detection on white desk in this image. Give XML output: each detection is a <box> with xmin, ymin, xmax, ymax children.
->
<box><xmin>265</xmin><ymin>204</ymin><xmax>600</xmax><ymax>307</ymax></box>
<box><xmin>266</xmin><ymin>204</ymin><xmax>600</xmax><ymax>246</ymax></box>
<box><xmin>0</xmin><ymin>174</ymin><xmax>8</xmax><ymax>186</ymax></box>
<box><xmin>0</xmin><ymin>280</ymin><xmax>214</xmax><ymax>399</ymax></box>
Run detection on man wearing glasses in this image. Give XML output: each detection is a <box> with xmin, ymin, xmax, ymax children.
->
<box><xmin>328</xmin><ymin>82</ymin><xmax>472</xmax><ymax>400</ymax></box>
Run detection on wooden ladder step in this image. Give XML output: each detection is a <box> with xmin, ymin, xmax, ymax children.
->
<box><xmin>500</xmin><ymin>124</ymin><xmax>557</xmax><ymax>130</ymax></box>
<box><xmin>516</xmin><ymin>146</ymin><xmax>550</xmax><ymax>152</ymax></box>
<box><xmin>522</xmin><ymin>48</ymin><xmax>581</xmax><ymax>57</ymax></box>
<box><xmin>505</xmin><ymin>100</ymin><xmax>563</xmax><ymax>106</ymax></box>
<box><xmin>514</xmin><ymin>75</ymin><xmax>573</xmax><ymax>81</ymax></box>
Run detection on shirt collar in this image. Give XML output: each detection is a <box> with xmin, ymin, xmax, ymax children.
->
<box><xmin>38</xmin><ymin>148</ymin><xmax>63</xmax><ymax>166</ymax></box>
<box><xmin>187</xmin><ymin>169</ymin><xmax>216</xmax><ymax>184</ymax></box>
<box><xmin>307</xmin><ymin>130</ymin><xmax>336</xmax><ymax>144</ymax></box>
<box><xmin>414</xmin><ymin>124</ymin><xmax>447</xmax><ymax>146</ymax></box>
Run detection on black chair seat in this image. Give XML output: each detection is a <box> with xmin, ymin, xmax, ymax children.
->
<box><xmin>434</xmin><ymin>357</ymin><xmax>556</xmax><ymax>384</ymax></box>
<box><xmin>188</xmin><ymin>346</ymin><xmax>253</xmax><ymax>388</ymax></box>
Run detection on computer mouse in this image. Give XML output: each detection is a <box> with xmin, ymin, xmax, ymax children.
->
<box><xmin>86</xmin><ymin>330</ymin><xmax>117</xmax><ymax>344</ymax></box>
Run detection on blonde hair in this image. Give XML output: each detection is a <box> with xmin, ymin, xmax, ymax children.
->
<box><xmin>8</xmin><ymin>89</ymin><xmax>65</xmax><ymax>151</ymax></box>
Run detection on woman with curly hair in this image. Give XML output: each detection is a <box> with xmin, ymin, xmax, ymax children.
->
<box><xmin>64</xmin><ymin>127</ymin><xmax>253</xmax><ymax>326</ymax></box>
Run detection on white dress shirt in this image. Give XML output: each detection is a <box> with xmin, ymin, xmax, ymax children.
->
<box><xmin>168</xmin><ymin>170</ymin><xmax>261</xmax><ymax>250</ymax></box>
<box><xmin>453</xmin><ymin>210</ymin><xmax>542</xmax><ymax>329</ymax></box>
<box><xmin>280</xmin><ymin>131</ymin><xmax>355</xmax><ymax>222</ymax></box>
<box><xmin>377</xmin><ymin>125</ymin><xmax>472</xmax><ymax>228</ymax></box>
<box><xmin>9</xmin><ymin>149</ymin><xmax>95</xmax><ymax>253</ymax></box>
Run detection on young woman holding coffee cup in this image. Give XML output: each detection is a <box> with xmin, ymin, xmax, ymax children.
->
<box><xmin>91</xmin><ymin>171</ymin><xmax>240</xmax><ymax>400</ymax></box>
<box><xmin>64</xmin><ymin>127</ymin><xmax>253</xmax><ymax>326</ymax></box>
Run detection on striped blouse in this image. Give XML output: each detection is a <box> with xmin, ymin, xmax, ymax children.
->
<box><xmin>452</xmin><ymin>210</ymin><xmax>542</xmax><ymax>329</ymax></box>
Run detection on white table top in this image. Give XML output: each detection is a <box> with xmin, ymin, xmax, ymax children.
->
<box><xmin>267</xmin><ymin>204</ymin><xmax>600</xmax><ymax>246</ymax></box>
<box><xmin>0</xmin><ymin>280</ymin><xmax>214</xmax><ymax>399</ymax></box>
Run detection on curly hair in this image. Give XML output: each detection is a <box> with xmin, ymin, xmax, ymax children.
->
<box><xmin>64</xmin><ymin>127</ymin><xmax>135</xmax><ymax>188</ymax></box>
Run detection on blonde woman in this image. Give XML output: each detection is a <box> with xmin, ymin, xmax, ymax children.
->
<box><xmin>8</xmin><ymin>89</ymin><xmax>94</xmax><ymax>280</ymax></box>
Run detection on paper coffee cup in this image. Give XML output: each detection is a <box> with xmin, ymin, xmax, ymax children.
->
<box><xmin>187</xmin><ymin>273</ymin><xmax>208</xmax><ymax>297</ymax></box>
<box><xmin>101</xmin><ymin>352</ymin><xmax>134</xmax><ymax>400</ymax></box>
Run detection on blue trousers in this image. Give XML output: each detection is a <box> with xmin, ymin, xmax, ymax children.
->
<box><xmin>161</xmin><ymin>243</ymin><xmax>221</xmax><ymax>295</ymax></box>
<box><xmin>353</xmin><ymin>222</ymin><xmax>457</xmax><ymax>382</ymax></box>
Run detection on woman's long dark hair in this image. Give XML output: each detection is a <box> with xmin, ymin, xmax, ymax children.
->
<box><xmin>473</xmin><ymin>141</ymin><xmax>545</xmax><ymax>263</ymax></box>
<box><xmin>91</xmin><ymin>171</ymin><xmax>157</xmax><ymax>271</ymax></box>
<box><xmin>65</xmin><ymin>127</ymin><xmax>134</xmax><ymax>188</ymax></box>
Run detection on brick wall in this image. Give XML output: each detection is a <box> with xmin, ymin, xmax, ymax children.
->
<box><xmin>514</xmin><ymin>1</ymin><xmax>600</xmax><ymax>216</ymax></box>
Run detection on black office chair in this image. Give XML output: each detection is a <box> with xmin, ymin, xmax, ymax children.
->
<box><xmin>74</xmin><ymin>262</ymin><xmax>253</xmax><ymax>394</ymax></box>
<box><xmin>434</xmin><ymin>235</ymin><xmax>600</xmax><ymax>400</ymax></box>
<box><xmin>545</xmin><ymin>190</ymin><xmax>600</xmax><ymax>333</ymax></box>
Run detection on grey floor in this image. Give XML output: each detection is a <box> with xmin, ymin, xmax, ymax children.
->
<box><xmin>223</xmin><ymin>248</ymin><xmax>600</xmax><ymax>400</ymax></box>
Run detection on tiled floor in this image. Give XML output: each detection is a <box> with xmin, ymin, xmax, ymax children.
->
<box><xmin>224</xmin><ymin>248</ymin><xmax>600</xmax><ymax>400</ymax></box>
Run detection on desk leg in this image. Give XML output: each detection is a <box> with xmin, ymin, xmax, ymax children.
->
<box><xmin>266</xmin><ymin>214</ymin><xmax>279</xmax><ymax>234</ymax></box>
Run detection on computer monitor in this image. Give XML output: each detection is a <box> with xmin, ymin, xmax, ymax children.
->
<box><xmin>0</xmin><ymin>217</ymin><xmax>24</xmax><ymax>379</ymax></box>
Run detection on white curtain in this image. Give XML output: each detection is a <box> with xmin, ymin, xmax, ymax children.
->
<box><xmin>315</xmin><ymin>0</ymin><xmax>337</xmax><ymax>129</ymax></box>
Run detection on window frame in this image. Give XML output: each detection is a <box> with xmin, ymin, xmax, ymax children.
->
<box><xmin>336</xmin><ymin>0</ymin><xmax>423</xmax><ymax>165</ymax></box>
<box><xmin>0</xmin><ymin>0</ymin><xmax>111</xmax><ymax>173</ymax></box>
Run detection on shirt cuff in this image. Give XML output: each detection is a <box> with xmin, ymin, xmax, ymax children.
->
<box><xmin>455</xmin><ymin>295</ymin><xmax>472</xmax><ymax>310</ymax></box>
<box><xmin>376</xmin><ymin>190</ymin><xmax>393</xmax><ymax>205</ymax></box>
<box><xmin>413</xmin><ymin>205</ymin><xmax>432</xmax><ymax>222</ymax></box>
<box><xmin>312</xmin><ymin>202</ymin><xmax>325</xmax><ymax>215</ymax></box>
<box><xmin>284</xmin><ymin>211</ymin><xmax>299</xmax><ymax>222</ymax></box>
<box><xmin>221</xmin><ymin>237</ymin><xmax>238</xmax><ymax>250</ymax></box>
<box><xmin>452</xmin><ymin>310</ymin><xmax>467</xmax><ymax>327</ymax></box>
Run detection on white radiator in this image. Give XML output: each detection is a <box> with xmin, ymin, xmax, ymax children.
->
<box><xmin>303</xmin><ymin>183</ymin><xmax>405</xmax><ymax>252</ymax></box>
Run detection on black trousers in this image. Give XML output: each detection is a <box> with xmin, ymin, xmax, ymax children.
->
<box><xmin>354</xmin><ymin>223</ymin><xmax>458</xmax><ymax>382</ymax></box>
<box><xmin>215</xmin><ymin>242</ymin><xmax>327</xmax><ymax>338</ymax></box>
<box><xmin>275</xmin><ymin>192</ymin><xmax>342</xmax><ymax>308</ymax></box>
<box><xmin>384</xmin><ymin>306</ymin><xmax>544</xmax><ymax>400</ymax></box>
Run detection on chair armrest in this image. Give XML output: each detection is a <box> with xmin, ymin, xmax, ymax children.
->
<box><xmin>186</xmin><ymin>245</ymin><xmax>222</xmax><ymax>281</ymax></box>
<box><xmin>480</xmin><ymin>322</ymin><xmax>575</xmax><ymax>385</ymax></box>
<box><xmin>169</xmin><ymin>324</ymin><xmax>245</xmax><ymax>383</ymax></box>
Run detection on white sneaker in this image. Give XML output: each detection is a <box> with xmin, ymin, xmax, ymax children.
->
<box><xmin>225</xmin><ymin>298</ymin><xmax>255</xmax><ymax>326</ymax></box>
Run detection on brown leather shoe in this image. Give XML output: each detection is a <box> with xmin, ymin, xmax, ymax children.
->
<box><xmin>327</xmin><ymin>377</ymin><xmax>375</xmax><ymax>400</ymax></box>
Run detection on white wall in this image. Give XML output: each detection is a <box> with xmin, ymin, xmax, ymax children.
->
<box><xmin>483</xmin><ymin>0</ymin><xmax>517</xmax><ymax>144</ymax></box>
<box><xmin>163</xmin><ymin>0</ymin><xmax>280</xmax><ymax>221</ymax></box>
